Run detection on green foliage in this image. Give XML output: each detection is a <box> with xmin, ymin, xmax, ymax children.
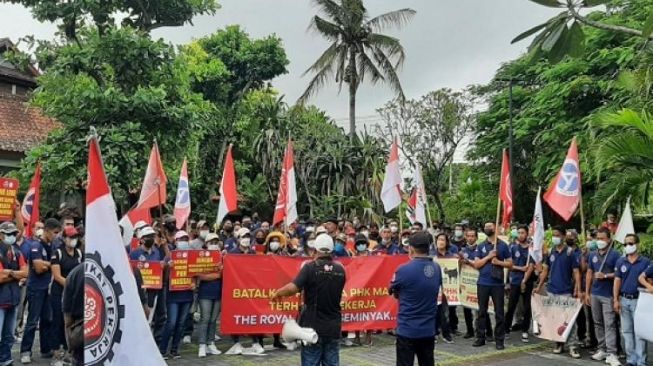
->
<box><xmin>442</xmin><ymin>166</ymin><xmax>497</xmax><ymax>225</ymax></box>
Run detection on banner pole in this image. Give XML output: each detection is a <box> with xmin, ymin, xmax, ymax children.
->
<box><xmin>577</xmin><ymin>137</ymin><xmax>586</xmax><ymax>246</ymax></box>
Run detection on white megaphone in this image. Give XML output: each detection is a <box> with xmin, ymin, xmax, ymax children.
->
<box><xmin>281</xmin><ymin>319</ymin><xmax>319</xmax><ymax>345</ymax></box>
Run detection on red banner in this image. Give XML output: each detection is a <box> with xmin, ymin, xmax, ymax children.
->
<box><xmin>220</xmin><ymin>255</ymin><xmax>409</xmax><ymax>334</ymax></box>
<box><xmin>130</xmin><ymin>260</ymin><xmax>163</xmax><ymax>290</ymax></box>
<box><xmin>0</xmin><ymin>178</ymin><xmax>18</xmax><ymax>221</ymax></box>
<box><xmin>187</xmin><ymin>250</ymin><xmax>222</xmax><ymax>276</ymax></box>
<box><xmin>169</xmin><ymin>250</ymin><xmax>192</xmax><ymax>291</ymax></box>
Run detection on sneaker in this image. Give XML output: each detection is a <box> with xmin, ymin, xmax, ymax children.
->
<box><xmin>273</xmin><ymin>339</ymin><xmax>287</xmax><ymax>349</ymax></box>
<box><xmin>443</xmin><ymin>335</ymin><xmax>454</xmax><ymax>344</ymax></box>
<box><xmin>343</xmin><ymin>339</ymin><xmax>354</xmax><ymax>347</ymax></box>
<box><xmin>20</xmin><ymin>353</ymin><xmax>30</xmax><ymax>364</ymax></box>
<box><xmin>569</xmin><ymin>346</ymin><xmax>581</xmax><ymax>359</ymax></box>
<box><xmin>553</xmin><ymin>344</ymin><xmax>564</xmax><ymax>354</ymax></box>
<box><xmin>207</xmin><ymin>343</ymin><xmax>222</xmax><ymax>355</ymax></box>
<box><xmin>161</xmin><ymin>354</ymin><xmax>170</xmax><ymax>360</ymax></box>
<box><xmin>592</xmin><ymin>350</ymin><xmax>609</xmax><ymax>361</ymax></box>
<box><xmin>214</xmin><ymin>334</ymin><xmax>222</xmax><ymax>342</ymax></box>
<box><xmin>472</xmin><ymin>339</ymin><xmax>485</xmax><ymax>347</ymax></box>
<box><xmin>521</xmin><ymin>332</ymin><xmax>529</xmax><ymax>343</ymax></box>
<box><xmin>505</xmin><ymin>331</ymin><xmax>511</xmax><ymax>339</ymax></box>
<box><xmin>496</xmin><ymin>342</ymin><xmax>505</xmax><ymax>350</ymax></box>
<box><xmin>182</xmin><ymin>335</ymin><xmax>192</xmax><ymax>344</ymax></box>
<box><xmin>605</xmin><ymin>354</ymin><xmax>621</xmax><ymax>366</ymax></box>
<box><xmin>198</xmin><ymin>344</ymin><xmax>207</xmax><ymax>358</ymax></box>
<box><xmin>171</xmin><ymin>352</ymin><xmax>181</xmax><ymax>360</ymax></box>
<box><xmin>463</xmin><ymin>332</ymin><xmax>474</xmax><ymax>339</ymax></box>
<box><xmin>225</xmin><ymin>342</ymin><xmax>243</xmax><ymax>355</ymax></box>
<box><xmin>248</xmin><ymin>343</ymin><xmax>265</xmax><ymax>355</ymax></box>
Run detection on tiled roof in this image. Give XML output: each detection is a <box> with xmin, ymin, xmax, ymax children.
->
<box><xmin>0</xmin><ymin>93</ymin><xmax>59</xmax><ymax>152</ymax></box>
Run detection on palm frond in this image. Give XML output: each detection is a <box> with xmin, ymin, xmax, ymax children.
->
<box><xmin>357</xmin><ymin>48</ymin><xmax>384</xmax><ymax>84</ymax></box>
<box><xmin>370</xmin><ymin>46</ymin><xmax>405</xmax><ymax>99</ymax></box>
<box><xmin>334</xmin><ymin>45</ymin><xmax>349</xmax><ymax>92</ymax></box>
<box><xmin>298</xmin><ymin>62</ymin><xmax>334</xmax><ymax>105</ymax></box>
<box><xmin>367</xmin><ymin>33</ymin><xmax>405</xmax><ymax>65</ymax></box>
<box><xmin>367</xmin><ymin>8</ymin><xmax>416</xmax><ymax>32</ymax></box>
<box><xmin>308</xmin><ymin>15</ymin><xmax>342</xmax><ymax>41</ymax></box>
<box><xmin>302</xmin><ymin>42</ymin><xmax>339</xmax><ymax>77</ymax></box>
<box><xmin>311</xmin><ymin>0</ymin><xmax>344</xmax><ymax>24</ymax></box>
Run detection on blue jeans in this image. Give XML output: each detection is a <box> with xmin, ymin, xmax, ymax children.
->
<box><xmin>159</xmin><ymin>301</ymin><xmax>191</xmax><ymax>354</ymax></box>
<box><xmin>20</xmin><ymin>288</ymin><xmax>52</xmax><ymax>355</ymax></box>
<box><xmin>0</xmin><ymin>306</ymin><xmax>17</xmax><ymax>363</ymax></box>
<box><xmin>198</xmin><ymin>299</ymin><xmax>220</xmax><ymax>345</ymax></box>
<box><xmin>301</xmin><ymin>337</ymin><xmax>340</xmax><ymax>366</ymax></box>
<box><xmin>50</xmin><ymin>293</ymin><xmax>66</xmax><ymax>351</ymax></box>
<box><xmin>620</xmin><ymin>297</ymin><xmax>648</xmax><ymax>366</ymax></box>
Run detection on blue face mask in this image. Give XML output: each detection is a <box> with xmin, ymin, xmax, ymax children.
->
<box><xmin>356</xmin><ymin>244</ymin><xmax>367</xmax><ymax>252</ymax></box>
<box><xmin>176</xmin><ymin>241</ymin><xmax>190</xmax><ymax>250</ymax></box>
<box><xmin>588</xmin><ymin>240</ymin><xmax>598</xmax><ymax>251</ymax></box>
<box><xmin>335</xmin><ymin>242</ymin><xmax>345</xmax><ymax>253</ymax></box>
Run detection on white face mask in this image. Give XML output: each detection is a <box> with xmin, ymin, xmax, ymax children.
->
<box><xmin>596</xmin><ymin>240</ymin><xmax>608</xmax><ymax>250</ymax></box>
<box><xmin>390</xmin><ymin>226</ymin><xmax>398</xmax><ymax>233</ymax></box>
<box><xmin>361</xmin><ymin>230</ymin><xmax>369</xmax><ymax>238</ymax></box>
<box><xmin>552</xmin><ymin>237</ymin><xmax>562</xmax><ymax>246</ymax></box>
<box><xmin>176</xmin><ymin>241</ymin><xmax>190</xmax><ymax>250</ymax></box>
<box><xmin>67</xmin><ymin>238</ymin><xmax>78</xmax><ymax>248</ymax></box>
<box><xmin>2</xmin><ymin>235</ymin><xmax>15</xmax><ymax>245</ymax></box>
<box><xmin>307</xmin><ymin>240</ymin><xmax>315</xmax><ymax>248</ymax></box>
<box><xmin>239</xmin><ymin>238</ymin><xmax>250</xmax><ymax>247</ymax></box>
<box><xmin>624</xmin><ymin>244</ymin><xmax>637</xmax><ymax>255</ymax></box>
<box><xmin>402</xmin><ymin>238</ymin><xmax>410</xmax><ymax>247</ymax></box>
<box><xmin>35</xmin><ymin>229</ymin><xmax>44</xmax><ymax>238</ymax></box>
<box><xmin>207</xmin><ymin>244</ymin><xmax>220</xmax><ymax>251</ymax></box>
<box><xmin>199</xmin><ymin>230</ymin><xmax>209</xmax><ymax>240</ymax></box>
<box><xmin>454</xmin><ymin>230</ymin><xmax>463</xmax><ymax>239</ymax></box>
<box><xmin>269</xmin><ymin>241</ymin><xmax>280</xmax><ymax>252</ymax></box>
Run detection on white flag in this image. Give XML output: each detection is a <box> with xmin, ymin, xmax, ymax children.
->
<box><xmin>85</xmin><ymin>137</ymin><xmax>166</xmax><ymax>366</ymax></box>
<box><xmin>614</xmin><ymin>196</ymin><xmax>634</xmax><ymax>244</ymax></box>
<box><xmin>530</xmin><ymin>187</ymin><xmax>544</xmax><ymax>264</ymax></box>
<box><xmin>406</xmin><ymin>164</ymin><xmax>427</xmax><ymax>226</ymax></box>
<box><xmin>381</xmin><ymin>140</ymin><xmax>402</xmax><ymax>212</ymax></box>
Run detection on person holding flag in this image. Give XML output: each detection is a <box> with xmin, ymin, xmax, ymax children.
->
<box><xmin>504</xmin><ymin>224</ymin><xmax>535</xmax><ymax>343</ymax></box>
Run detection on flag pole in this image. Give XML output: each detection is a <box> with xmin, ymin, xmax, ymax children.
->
<box><xmin>154</xmin><ymin>140</ymin><xmax>164</xmax><ymax>220</ymax></box>
<box><xmin>576</xmin><ymin>137</ymin><xmax>586</xmax><ymax>246</ymax></box>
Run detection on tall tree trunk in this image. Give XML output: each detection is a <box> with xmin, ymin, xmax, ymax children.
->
<box><xmin>433</xmin><ymin>190</ymin><xmax>446</xmax><ymax>223</ymax></box>
<box><xmin>348</xmin><ymin>49</ymin><xmax>357</xmax><ymax>140</ymax></box>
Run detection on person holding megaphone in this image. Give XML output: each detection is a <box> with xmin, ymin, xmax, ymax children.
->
<box><xmin>271</xmin><ymin>233</ymin><xmax>346</xmax><ymax>366</ymax></box>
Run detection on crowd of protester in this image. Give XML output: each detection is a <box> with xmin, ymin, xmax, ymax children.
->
<box><xmin>120</xmin><ymin>212</ymin><xmax>653</xmax><ymax>366</ymax></box>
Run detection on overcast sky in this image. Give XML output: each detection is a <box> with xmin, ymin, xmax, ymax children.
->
<box><xmin>0</xmin><ymin>0</ymin><xmax>556</xmax><ymax>131</ymax></box>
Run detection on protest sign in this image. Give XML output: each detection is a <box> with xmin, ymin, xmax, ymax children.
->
<box><xmin>531</xmin><ymin>293</ymin><xmax>583</xmax><ymax>342</ymax></box>
<box><xmin>435</xmin><ymin>257</ymin><xmax>460</xmax><ymax>305</ymax></box>
<box><xmin>130</xmin><ymin>261</ymin><xmax>163</xmax><ymax>290</ymax></box>
<box><xmin>220</xmin><ymin>255</ymin><xmax>409</xmax><ymax>334</ymax></box>
<box><xmin>169</xmin><ymin>250</ymin><xmax>192</xmax><ymax>291</ymax></box>
<box><xmin>187</xmin><ymin>250</ymin><xmax>222</xmax><ymax>276</ymax></box>
<box><xmin>459</xmin><ymin>263</ymin><xmax>494</xmax><ymax>312</ymax></box>
<box><xmin>0</xmin><ymin>178</ymin><xmax>18</xmax><ymax>221</ymax></box>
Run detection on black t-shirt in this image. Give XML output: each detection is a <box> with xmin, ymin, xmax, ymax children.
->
<box><xmin>51</xmin><ymin>248</ymin><xmax>83</xmax><ymax>296</ymax></box>
<box><xmin>292</xmin><ymin>256</ymin><xmax>346</xmax><ymax>339</ymax></box>
<box><xmin>63</xmin><ymin>264</ymin><xmax>84</xmax><ymax>320</ymax></box>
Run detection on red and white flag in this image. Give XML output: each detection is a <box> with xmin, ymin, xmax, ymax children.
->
<box><xmin>381</xmin><ymin>139</ymin><xmax>402</xmax><ymax>213</ymax></box>
<box><xmin>273</xmin><ymin>139</ymin><xmax>297</xmax><ymax>227</ymax></box>
<box><xmin>406</xmin><ymin>164</ymin><xmax>427</xmax><ymax>226</ymax></box>
<box><xmin>499</xmin><ymin>149</ymin><xmax>513</xmax><ymax>229</ymax></box>
<box><xmin>137</xmin><ymin>142</ymin><xmax>167</xmax><ymax>210</ymax></box>
<box><xmin>544</xmin><ymin>137</ymin><xmax>581</xmax><ymax>222</ymax></box>
<box><xmin>84</xmin><ymin>136</ymin><xmax>165</xmax><ymax>366</ymax></box>
<box><xmin>530</xmin><ymin>187</ymin><xmax>544</xmax><ymax>264</ymax></box>
<box><xmin>216</xmin><ymin>144</ymin><xmax>238</xmax><ymax>225</ymax></box>
<box><xmin>118</xmin><ymin>207</ymin><xmax>152</xmax><ymax>247</ymax></box>
<box><xmin>173</xmin><ymin>158</ymin><xmax>191</xmax><ymax>229</ymax></box>
<box><xmin>21</xmin><ymin>163</ymin><xmax>40</xmax><ymax>238</ymax></box>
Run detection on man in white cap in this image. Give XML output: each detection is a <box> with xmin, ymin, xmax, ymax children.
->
<box><xmin>272</xmin><ymin>234</ymin><xmax>346</xmax><ymax>366</ymax></box>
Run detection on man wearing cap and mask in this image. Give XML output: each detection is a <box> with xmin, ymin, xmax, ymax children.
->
<box><xmin>272</xmin><ymin>234</ymin><xmax>346</xmax><ymax>366</ymax></box>
<box><xmin>50</xmin><ymin>226</ymin><xmax>82</xmax><ymax>363</ymax></box>
<box><xmin>323</xmin><ymin>218</ymin><xmax>339</xmax><ymax>238</ymax></box>
<box><xmin>191</xmin><ymin>220</ymin><xmax>210</xmax><ymax>250</ymax></box>
<box><xmin>373</xmin><ymin>227</ymin><xmax>398</xmax><ymax>256</ymax></box>
<box><xmin>389</xmin><ymin>231</ymin><xmax>442</xmax><ymax>366</ymax></box>
<box><xmin>0</xmin><ymin>222</ymin><xmax>27</xmax><ymax>366</ymax></box>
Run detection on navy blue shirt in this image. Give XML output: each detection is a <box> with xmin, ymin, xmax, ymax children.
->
<box><xmin>20</xmin><ymin>238</ymin><xmax>36</xmax><ymax>263</ymax></box>
<box><xmin>129</xmin><ymin>247</ymin><xmax>161</xmax><ymax>262</ymax></box>
<box><xmin>646</xmin><ymin>264</ymin><xmax>653</xmax><ymax>279</ymax></box>
<box><xmin>198</xmin><ymin>279</ymin><xmax>222</xmax><ymax>300</ymax></box>
<box><xmin>460</xmin><ymin>244</ymin><xmax>477</xmax><ymax>261</ymax></box>
<box><xmin>545</xmin><ymin>246</ymin><xmax>580</xmax><ymax>295</ymax></box>
<box><xmin>430</xmin><ymin>245</ymin><xmax>459</xmax><ymax>257</ymax></box>
<box><xmin>390</xmin><ymin>257</ymin><xmax>441</xmax><ymax>339</ymax></box>
<box><xmin>475</xmin><ymin>239</ymin><xmax>510</xmax><ymax>287</ymax></box>
<box><xmin>27</xmin><ymin>239</ymin><xmax>53</xmax><ymax>290</ymax></box>
<box><xmin>224</xmin><ymin>237</ymin><xmax>238</xmax><ymax>252</ymax></box>
<box><xmin>587</xmin><ymin>248</ymin><xmax>620</xmax><ymax>297</ymax></box>
<box><xmin>509</xmin><ymin>243</ymin><xmax>532</xmax><ymax>286</ymax></box>
<box><xmin>615</xmin><ymin>255</ymin><xmax>651</xmax><ymax>295</ymax></box>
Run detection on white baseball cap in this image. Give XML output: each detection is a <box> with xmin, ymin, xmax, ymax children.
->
<box><xmin>205</xmin><ymin>233</ymin><xmax>220</xmax><ymax>242</ymax></box>
<box><xmin>134</xmin><ymin>221</ymin><xmax>148</xmax><ymax>231</ymax></box>
<box><xmin>137</xmin><ymin>226</ymin><xmax>156</xmax><ymax>239</ymax></box>
<box><xmin>236</xmin><ymin>227</ymin><xmax>251</xmax><ymax>238</ymax></box>
<box><xmin>175</xmin><ymin>230</ymin><xmax>189</xmax><ymax>240</ymax></box>
<box><xmin>314</xmin><ymin>234</ymin><xmax>334</xmax><ymax>254</ymax></box>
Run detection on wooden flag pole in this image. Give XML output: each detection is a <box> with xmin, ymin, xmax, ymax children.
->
<box><xmin>576</xmin><ymin>137</ymin><xmax>586</xmax><ymax>246</ymax></box>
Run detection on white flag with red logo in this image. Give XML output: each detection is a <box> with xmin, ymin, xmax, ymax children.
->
<box><xmin>137</xmin><ymin>142</ymin><xmax>167</xmax><ymax>210</ymax></box>
<box><xmin>544</xmin><ymin>137</ymin><xmax>581</xmax><ymax>222</ymax></box>
<box><xmin>499</xmin><ymin>149</ymin><xmax>513</xmax><ymax>229</ymax></box>
<box><xmin>530</xmin><ymin>187</ymin><xmax>544</xmax><ymax>264</ymax></box>
<box><xmin>405</xmin><ymin>164</ymin><xmax>427</xmax><ymax>226</ymax></box>
<box><xmin>85</xmin><ymin>136</ymin><xmax>165</xmax><ymax>365</ymax></box>
<box><xmin>173</xmin><ymin>158</ymin><xmax>191</xmax><ymax>229</ymax></box>
<box><xmin>273</xmin><ymin>139</ymin><xmax>297</xmax><ymax>227</ymax></box>
<box><xmin>381</xmin><ymin>139</ymin><xmax>402</xmax><ymax>213</ymax></box>
<box><xmin>216</xmin><ymin>144</ymin><xmax>238</xmax><ymax>225</ymax></box>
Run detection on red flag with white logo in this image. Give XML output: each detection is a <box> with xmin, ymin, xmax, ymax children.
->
<box><xmin>137</xmin><ymin>142</ymin><xmax>167</xmax><ymax>210</ymax></box>
<box><xmin>216</xmin><ymin>144</ymin><xmax>238</xmax><ymax>225</ymax></box>
<box><xmin>173</xmin><ymin>158</ymin><xmax>191</xmax><ymax>229</ymax></box>
<box><xmin>544</xmin><ymin>137</ymin><xmax>581</xmax><ymax>222</ymax></box>
<box><xmin>85</xmin><ymin>136</ymin><xmax>165</xmax><ymax>365</ymax></box>
<box><xmin>21</xmin><ymin>163</ymin><xmax>40</xmax><ymax>238</ymax></box>
<box><xmin>499</xmin><ymin>149</ymin><xmax>513</xmax><ymax>229</ymax></box>
<box><xmin>273</xmin><ymin>139</ymin><xmax>297</xmax><ymax>227</ymax></box>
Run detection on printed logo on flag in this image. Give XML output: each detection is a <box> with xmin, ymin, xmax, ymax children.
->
<box><xmin>555</xmin><ymin>159</ymin><xmax>580</xmax><ymax>197</ymax></box>
<box><xmin>85</xmin><ymin>252</ymin><xmax>125</xmax><ymax>365</ymax></box>
<box><xmin>21</xmin><ymin>188</ymin><xmax>35</xmax><ymax>220</ymax></box>
<box><xmin>175</xmin><ymin>178</ymin><xmax>190</xmax><ymax>208</ymax></box>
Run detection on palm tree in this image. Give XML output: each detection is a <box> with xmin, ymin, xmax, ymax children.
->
<box><xmin>298</xmin><ymin>0</ymin><xmax>415</xmax><ymax>139</ymax></box>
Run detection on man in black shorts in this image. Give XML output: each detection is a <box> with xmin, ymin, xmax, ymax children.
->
<box><xmin>272</xmin><ymin>233</ymin><xmax>346</xmax><ymax>366</ymax></box>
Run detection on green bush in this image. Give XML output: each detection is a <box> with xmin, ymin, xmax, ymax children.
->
<box><xmin>640</xmin><ymin>234</ymin><xmax>653</xmax><ymax>259</ymax></box>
